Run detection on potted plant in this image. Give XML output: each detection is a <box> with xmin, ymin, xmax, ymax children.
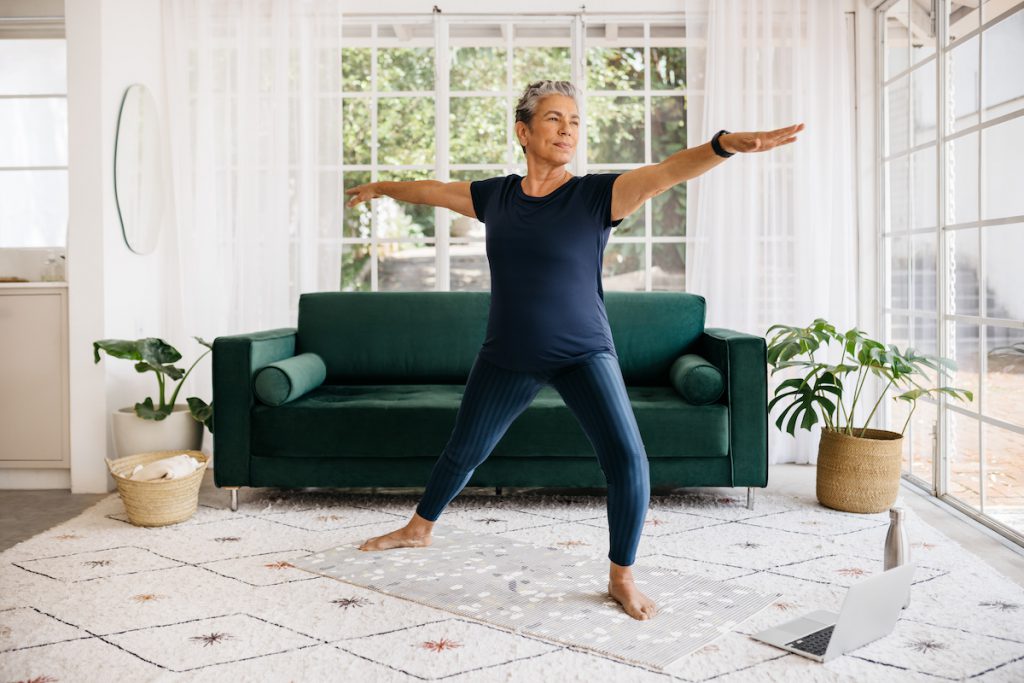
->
<box><xmin>93</xmin><ymin>336</ymin><xmax>214</xmax><ymax>457</ymax></box>
<box><xmin>765</xmin><ymin>319</ymin><xmax>973</xmax><ymax>513</ymax></box>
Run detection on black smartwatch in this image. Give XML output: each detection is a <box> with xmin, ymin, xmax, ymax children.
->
<box><xmin>711</xmin><ymin>129</ymin><xmax>734</xmax><ymax>158</ymax></box>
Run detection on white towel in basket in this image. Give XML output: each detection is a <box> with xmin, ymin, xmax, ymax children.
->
<box><xmin>130</xmin><ymin>453</ymin><xmax>202</xmax><ymax>481</ymax></box>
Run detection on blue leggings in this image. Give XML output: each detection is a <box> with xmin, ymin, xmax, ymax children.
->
<box><xmin>415</xmin><ymin>351</ymin><xmax>651</xmax><ymax>567</ymax></box>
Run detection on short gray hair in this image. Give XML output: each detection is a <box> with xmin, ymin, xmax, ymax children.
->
<box><xmin>514</xmin><ymin>80</ymin><xmax>580</xmax><ymax>155</ymax></box>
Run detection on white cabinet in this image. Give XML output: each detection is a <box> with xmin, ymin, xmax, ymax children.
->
<box><xmin>0</xmin><ymin>284</ymin><xmax>69</xmax><ymax>467</ymax></box>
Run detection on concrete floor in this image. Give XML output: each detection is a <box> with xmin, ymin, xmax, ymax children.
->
<box><xmin>3</xmin><ymin>463</ymin><xmax>1022</xmax><ymax>587</ymax></box>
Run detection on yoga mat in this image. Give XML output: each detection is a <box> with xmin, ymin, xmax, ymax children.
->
<box><xmin>291</xmin><ymin>527</ymin><xmax>782</xmax><ymax>671</ymax></box>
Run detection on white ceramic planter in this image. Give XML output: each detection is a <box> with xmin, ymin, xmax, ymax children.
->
<box><xmin>111</xmin><ymin>404</ymin><xmax>203</xmax><ymax>458</ymax></box>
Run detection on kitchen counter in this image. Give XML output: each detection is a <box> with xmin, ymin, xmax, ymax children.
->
<box><xmin>0</xmin><ymin>281</ymin><xmax>68</xmax><ymax>288</ymax></box>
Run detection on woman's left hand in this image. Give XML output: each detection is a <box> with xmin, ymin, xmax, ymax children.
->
<box><xmin>722</xmin><ymin>123</ymin><xmax>805</xmax><ymax>153</ymax></box>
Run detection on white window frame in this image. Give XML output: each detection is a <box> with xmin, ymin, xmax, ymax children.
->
<box><xmin>876</xmin><ymin>0</ymin><xmax>1024</xmax><ymax>550</ymax></box>
<box><xmin>339</xmin><ymin>12</ymin><xmax>690</xmax><ymax>292</ymax></box>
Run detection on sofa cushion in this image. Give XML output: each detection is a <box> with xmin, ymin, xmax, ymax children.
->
<box><xmin>605</xmin><ymin>291</ymin><xmax>707</xmax><ymax>385</ymax></box>
<box><xmin>253</xmin><ymin>352</ymin><xmax>327</xmax><ymax>406</ymax></box>
<box><xmin>669</xmin><ymin>354</ymin><xmax>725</xmax><ymax>405</ymax></box>
<box><xmin>250</xmin><ymin>384</ymin><xmax>729</xmax><ymax>459</ymax></box>
<box><xmin>295</xmin><ymin>290</ymin><xmax>707</xmax><ymax>386</ymax></box>
<box><xmin>297</xmin><ymin>292</ymin><xmax>489</xmax><ymax>385</ymax></box>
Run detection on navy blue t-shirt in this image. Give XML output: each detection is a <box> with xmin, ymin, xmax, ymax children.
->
<box><xmin>469</xmin><ymin>172</ymin><xmax>624</xmax><ymax>374</ymax></box>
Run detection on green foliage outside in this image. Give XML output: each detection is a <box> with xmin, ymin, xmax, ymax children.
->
<box><xmin>339</xmin><ymin>43</ymin><xmax>688</xmax><ymax>291</ymax></box>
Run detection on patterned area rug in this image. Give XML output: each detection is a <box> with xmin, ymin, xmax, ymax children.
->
<box><xmin>291</xmin><ymin>527</ymin><xmax>781</xmax><ymax>671</ymax></box>
<box><xmin>1</xmin><ymin>483</ymin><xmax>1024</xmax><ymax>682</ymax></box>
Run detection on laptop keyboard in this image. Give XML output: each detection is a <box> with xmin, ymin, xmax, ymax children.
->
<box><xmin>786</xmin><ymin>624</ymin><xmax>835</xmax><ymax>656</ymax></box>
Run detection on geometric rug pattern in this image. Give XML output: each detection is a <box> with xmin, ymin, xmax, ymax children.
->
<box><xmin>2</xmin><ymin>482</ymin><xmax>1024</xmax><ymax>681</ymax></box>
<box><xmin>291</xmin><ymin>527</ymin><xmax>781</xmax><ymax>671</ymax></box>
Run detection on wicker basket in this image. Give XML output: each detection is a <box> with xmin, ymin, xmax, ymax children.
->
<box><xmin>816</xmin><ymin>426</ymin><xmax>903</xmax><ymax>513</ymax></box>
<box><xmin>105</xmin><ymin>450</ymin><xmax>209</xmax><ymax>527</ymax></box>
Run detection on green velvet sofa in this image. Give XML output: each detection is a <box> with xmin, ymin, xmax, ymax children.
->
<box><xmin>211</xmin><ymin>291</ymin><xmax>768</xmax><ymax>512</ymax></box>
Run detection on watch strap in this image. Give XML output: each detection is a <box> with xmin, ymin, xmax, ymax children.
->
<box><xmin>711</xmin><ymin>129</ymin><xmax>734</xmax><ymax>158</ymax></box>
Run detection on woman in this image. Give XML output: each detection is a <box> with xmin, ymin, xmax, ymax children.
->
<box><xmin>345</xmin><ymin>80</ymin><xmax>803</xmax><ymax>621</ymax></box>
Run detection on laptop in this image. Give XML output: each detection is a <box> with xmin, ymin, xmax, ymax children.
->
<box><xmin>749</xmin><ymin>562</ymin><xmax>916</xmax><ymax>662</ymax></box>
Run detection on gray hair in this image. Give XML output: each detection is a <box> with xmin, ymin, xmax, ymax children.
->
<box><xmin>514</xmin><ymin>80</ymin><xmax>580</xmax><ymax>155</ymax></box>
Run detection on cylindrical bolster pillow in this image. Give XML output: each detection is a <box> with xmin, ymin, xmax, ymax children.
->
<box><xmin>253</xmin><ymin>352</ymin><xmax>327</xmax><ymax>406</ymax></box>
<box><xmin>669</xmin><ymin>354</ymin><xmax>725</xmax><ymax>405</ymax></box>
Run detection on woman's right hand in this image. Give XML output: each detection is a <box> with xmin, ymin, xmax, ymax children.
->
<box><xmin>345</xmin><ymin>182</ymin><xmax>382</xmax><ymax>208</ymax></box>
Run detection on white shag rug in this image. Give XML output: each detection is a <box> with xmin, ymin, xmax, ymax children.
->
<box><xmin>1</xmin><ymin>483</ymin><xmax>1024</xmax><ymax>682</ymax></box>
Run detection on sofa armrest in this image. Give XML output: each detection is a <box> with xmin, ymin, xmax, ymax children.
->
<box><xmin>212</xmin><ymin>327</ymin><xmax>297</xmax><ymax>486</ymax></box>
<box><xmin>693</xmin><ymin>327</ymin><xmax>768</xmax><ymax>487</ymax></box>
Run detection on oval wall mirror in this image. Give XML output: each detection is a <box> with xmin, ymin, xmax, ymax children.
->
<box><xmin>114</xmin><ymin>83</ymin><xmax>166</xmax><ymax>255</ymax></box>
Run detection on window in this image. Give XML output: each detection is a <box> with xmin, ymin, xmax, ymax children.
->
<box><xmin>586</xmin><ymin>22</ymin><xmax>687</xmax><ymax>292</ymax></box>
<box><xmin>0</xmin><ymin>15</ymin><xmax>67</xmax><ymax>248</ymax></box>
<box><xmin>338</xmin><ymin>14</ymin><xmax>687</xmax><ymax>293</ymax></box>
<box><xmin>879</xmin><ymin>0</ymin><xmax>1024</xmax><ymax>546</ymax></box>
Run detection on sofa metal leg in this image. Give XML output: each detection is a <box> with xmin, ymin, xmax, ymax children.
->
<box><xmin>225</xmin><ymin>487</ymin><xmax>240</xmax><ymax>512</ymax></box>
<box><xmin>495</xmin><ymin>486</ymin><xmax>502</xmax><ymax>496</ymax></box>
<box><xmin>746</xmin><ymin>487</ymin><xmax>755</xmax><ymax>511</ymax></box>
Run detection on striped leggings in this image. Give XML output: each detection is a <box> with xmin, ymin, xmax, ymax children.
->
<box><xmin>415</xmin><ymin>350</ymin><xmax>651</xmax><ymax>567</ymax></box>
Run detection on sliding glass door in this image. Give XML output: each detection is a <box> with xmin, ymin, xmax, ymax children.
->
<box><xmin>878</xmin><ymin>0</ymin><xmax>1024</xmax><ymax>547</ymax></box>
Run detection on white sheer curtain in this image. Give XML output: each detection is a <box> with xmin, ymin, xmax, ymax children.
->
<box><xmin>684</xmin><ymin>0</ymin><xmax>859</xmax><ymax>464</ymax></box>
<box><xmin>157</xmin><ymin>0</ymin><xmax>859</xmax><ymax>463</ymax></box>
<box><xmin>161</xmin><ymin>0</ymin><xmax>344</xmax><ymax>453</ymax></box>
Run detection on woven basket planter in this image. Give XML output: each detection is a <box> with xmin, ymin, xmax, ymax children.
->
<box><xmin>816</xmin><ymin>426</ymin><xmax>903</xmax><ymax>513</ymax></box>
<box><xmin>105</xmin><ymin>450</ymin><xmax>209</xmax><ymax>527</ymax></box>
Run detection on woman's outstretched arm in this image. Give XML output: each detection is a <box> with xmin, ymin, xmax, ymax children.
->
<box><xmin>345</xmin><ymin>180</ymin><xmax>476</xmax><ymax>218</ymax></box>
<box><xmin>609</xmin><ymin>123</ymin><xmax>805</xmax><ymax>223</ymax></box>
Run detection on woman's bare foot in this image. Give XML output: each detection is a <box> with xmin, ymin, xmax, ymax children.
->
<box><xmin>608</xmin><ymin>578</ymin><xmax>657</xmax><ymax>620</ymax></box>
<box><xmin>358</xmin><ymin>526</ymin><xmax>432</xmax><ymax>551</ymax></box>
<box><xmin>607</xmin><ymin>560</ymin><xmax>657</xmax><ymax>620</ymax></box>
<box><xmin>358</xmin><ymin>512</ymin><xmax>435</xmax><ymax>551</ymax></box>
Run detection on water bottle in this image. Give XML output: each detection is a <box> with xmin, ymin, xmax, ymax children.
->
<box><xmin>884</xmin><ymin>506</ymin><xmax>911</xmax><ymax>608</ymax></box>
<box><xmin>41</xmin><ymin>252</ymin><xmax>57</xmax><ymax>282</ymax></box>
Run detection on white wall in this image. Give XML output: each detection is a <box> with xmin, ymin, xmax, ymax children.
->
<box><xmin>98</xmin><ymin>0</ymin><xmax>175</xmax><ymax>470</ymax></box>
<box><xmin>62</xmin><ymin>0</ymin><xmax>171</xmax><ymax>494</ymax></box>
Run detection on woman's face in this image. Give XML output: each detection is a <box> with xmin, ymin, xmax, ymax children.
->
<box><xmin>518</xmin><ymin>94</ymin><xmax>579</xmax><ymax>163</ymax></box>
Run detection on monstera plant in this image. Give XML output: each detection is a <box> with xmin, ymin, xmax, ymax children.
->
<box><xmin>93</xmin><ymin>336</ymin><xmax>214</xmax><ymax>457</ymax></box>
<box><xmin>765</xmin><ymin>318</ymin><xmax>973</xmax><ymax>513</ymax></box>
